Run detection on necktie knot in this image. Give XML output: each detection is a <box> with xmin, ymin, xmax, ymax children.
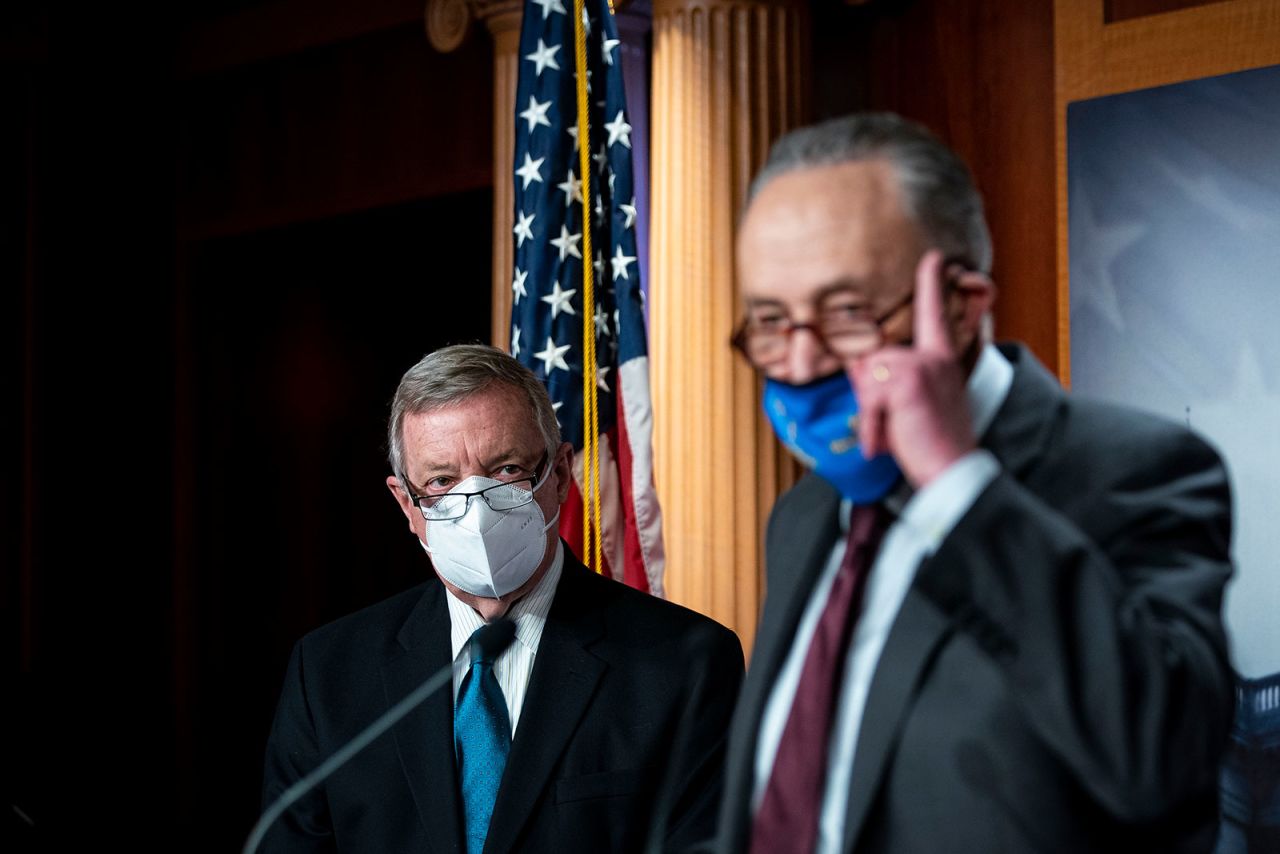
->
<box><xmin>470</xmin><ymin>626</ymin><xmax>501</xmax><ymax>666</ymax></box>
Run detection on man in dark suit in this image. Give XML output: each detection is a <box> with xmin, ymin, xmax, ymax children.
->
<box><xmin>261</xmin><ymin>344</ymin><xmax>744</xmax><ymax>853</ymax></box>
<box><xmin>716</xmin><ymin>113</ymin><xmax>1234</xmax><ymax>852</ymax></box>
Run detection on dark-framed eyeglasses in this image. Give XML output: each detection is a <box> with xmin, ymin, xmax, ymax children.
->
<box><xmin>730</xmin><ymin>258</ymin><xmax>973</xmax><ymax>372</ymax></box>
<box><xmin>403</xmin><ymin>453</ymin><xmax>549</xmax><ymax>521</ymax></box>
<box><xmin>730</xmin><ymin>288</ymin><xmax>916</xmax><ymax>371</ymax></box>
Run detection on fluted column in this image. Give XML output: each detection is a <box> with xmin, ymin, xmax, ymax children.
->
<box><xmin>462</xmin><ymin>0</ymin><xmax>524</xmax><ymax>349</ymax></box>
<box><xmin>650</xmin><ymin>0</ymin><xmax>808</xmax><ymax>655</ymax></box>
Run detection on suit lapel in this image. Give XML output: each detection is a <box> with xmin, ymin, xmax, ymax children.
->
<box><xmin>983</xmin><ymin>343</ymin><xmax>1064</xmax><ymax>478</ymax></box>
<box><xmin>840</xmin><ymin>589</ymin><xmax>952</xmax><ymax>853</ymax></box>
<box><xmin>482</xmin><ymin>558</ymin><xmax>606</xmax><ymax>854</ymax></box>
<box><xmin>756</xmin><ymin>475</ymin><xmax>844</xmax><ymax>685</ymax></box>
<box><xmin>840</xmin><ymin>344</ymin><xmax>1063</xmax><ymax>852</ymax></box>
<box><xmin>382</xmin><ymin>581</ymin><xmax>465</xmax><ymax>854</ymax></box>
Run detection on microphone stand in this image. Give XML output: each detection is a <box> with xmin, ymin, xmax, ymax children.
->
<box><xmin>242</xmin><ymin>619</ymin><xmax>516</xmax><ymax>854</ymax></box>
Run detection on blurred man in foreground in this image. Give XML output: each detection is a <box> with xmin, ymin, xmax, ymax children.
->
<box><xmin>717</xmin><ymin>113</ymin><xmax>1233</xmax><ymax>853</ymax></box>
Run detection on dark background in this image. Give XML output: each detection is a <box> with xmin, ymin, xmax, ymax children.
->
<box><xmin>4</xmin><ymin>0</ymin><xmax>1062</xmax><ymax>848</ymax></box>
<box><xmin>4</xmin><ymin>1</ymin><xmax>494</xmax><ymax>847</ymax></box>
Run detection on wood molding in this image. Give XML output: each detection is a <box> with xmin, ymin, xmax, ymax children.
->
<box><xmin>1053</xmin><ymin>0</ymin><xmax>1280</xmax><ymax>382</ymax></box>
<box><xmin>178</xmin><ymin>0</ymin><xmax>423</xmax><ymax>78</ymax></box>
<box><xmin>472</xmin><ymin>0</ymin><xmax>524</xmax><ymax>349</ymax></box>
<box><xmin>426</xmin><ymin>0</ymin><xmax>475</xmax><ymax>53</ymax></box>
<box><xmin>650</xmin><ymin>0</ymin><xmax>808</xmax><ymax>655</ymax></box>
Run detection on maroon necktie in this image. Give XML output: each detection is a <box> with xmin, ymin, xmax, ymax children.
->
<box><xmin>750</xmin><ymin>502</ymin><xmax>893</xmax><ymax>854</ymax></box>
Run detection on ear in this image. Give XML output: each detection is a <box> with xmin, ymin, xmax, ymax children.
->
<box><xmin>552</xmin><ymin>441</ymin><xmax>574</xmax><ymax>504</ymax></box>
<box><xmin>385</xmin><ymin>475</ymin><xmax>423</xmax><ymax>536</ymax></box>
<box><xmin>949</xmin><ymin>270</ymin><xmax>996</xmax><ymax>347</ymax></box>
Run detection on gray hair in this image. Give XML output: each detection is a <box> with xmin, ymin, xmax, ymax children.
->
<box><xmin>387</xmin><ymin>344</ymin><xmax>562</xmax><ymax>485</ymax></box>
<box><xmin>748</xmin><ymin>112</ymin><xmax>993</xmax><ymax>273</ymax></box>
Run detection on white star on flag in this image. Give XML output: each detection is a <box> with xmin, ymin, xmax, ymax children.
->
<box><xmin>540</xmin><ymin>280</ymin><xmax>577</xmax><ymax>318</ymax></box>
<box><xmin>512</xmin><ymin>267</ymin><xmax>529</xmax><ymax>301</ymax></box>
<box><xmin>532</xmin><ymin>0</ymin><xmax>566</xmax><ymax>19</ymax></box>
<box><xmin>604</xmin><ymin>111</ymin><xmax>631</xmax><ymax>149</ymax></box>
<box><xmin>596</xmin><ymin>365</ymin><xmax>611</xmax><ymax>392</ymax></box>
<box><xmin>515</xmin><ymin>153</ymin><xmax>545</xmax><ymax>190</ymax></box>
<box><xmin>534</xmin><ymin>336</ymin><xmax>572</xmax><ymax>375</ymax></box>
<box><xmin>512</xmin><ymin>210</ymin><xmax>535</xmax><ymax>246</ymax></box>
<box><xmin>557</xmin><ymin>169</ymin><xmax>583</xmax><ymax>207</ymax></box>
<box><xmin>593</xmin><ymin>251</ymin><xmax>605</xmax><ymax>278</ymax></box>
<box><xmin>525</xmin><ymin>39</ymin><xmax>561</xmax><ymax>76</ymax></box>
<box><xmin>549</xmin><ymin>224</ymin><xmax>582</xmax><ymax>260</ymax></box>
<box><xmin>511</xmin><ymin>324</ymin><xmax>522</xmax><ymax>357</ymax></box>
<box><xmin>619</xmin><ymin>197</ymin><xmax>637</xmax><ymax>230</ymax></box>
<box><xmin>594</xmin><ymin>303</ymin><xmax>610</xmax><ymax>337</ymax></box>
<box><xmin>519</xmin><ymin>96</ymin><xmax>553</xmax><ymax>132</ymax></box>
<box><xmin>610</xmin><ymin>244</ymin><xmax>636</xmax><ymax>281</ymax></box>
<box><xmin>602</xmin><ymin>37</ymin><xmax>620</xmax><ymax>66</ymax></box>
<box><xmin>566</xmin><ymin>125</ymin><xmax>580</xmax><ymax>151</ymax></box>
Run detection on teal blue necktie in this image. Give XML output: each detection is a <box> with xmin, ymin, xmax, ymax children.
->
<box><xmin>455</xmin><ymin>627</ymin><xmax>512</xmax><ymax>854</ymax></box>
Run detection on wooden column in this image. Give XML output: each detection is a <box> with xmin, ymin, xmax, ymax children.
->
<box><xmin>465</xmin><ymin>0</ymin><xmax>524</xmax><ymax>349</ymax></box>
<box><xmin>649</xmin><ymin>0</ymin><xmax>808</xmax><ymax>655</ymax></box>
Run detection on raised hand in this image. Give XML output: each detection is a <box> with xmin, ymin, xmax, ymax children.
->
<box><xmin>848</xmin><ymin>249</ymin><xmax>978</xmax><ymax>488</ymax></box>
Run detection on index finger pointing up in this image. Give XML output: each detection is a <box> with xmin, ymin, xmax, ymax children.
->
<box><xmin>913</xmin><ymin>248</ymin><xmax>954</xmax><ymax>357</ymax></box>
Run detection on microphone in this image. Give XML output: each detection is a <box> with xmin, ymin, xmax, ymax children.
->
<box><xmin>242</xmin><ymin>618</ymin><xmax>517</xmax><ymax>854</ymax></box>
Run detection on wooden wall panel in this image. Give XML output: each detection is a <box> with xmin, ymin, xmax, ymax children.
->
<box><xmin>860</xmin><ymin>0</ymin><xmax>1059</xmax><ymax>373</ymax></box>
<box><xmin>178</xmin><ymin>24</ymin><xmax>493</xmax><ymax>240</ymax></box>
<box><xmin>1106</xmin><ymin>0</ymin><xmax>1227</xmax><ymax>24</ymax></box>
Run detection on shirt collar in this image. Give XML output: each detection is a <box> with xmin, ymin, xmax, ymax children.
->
<box><xmin>444</xmin><ymin>540</ymin><xmax>564</xmax><ymax>662</ymax></box>
<box><xmin>968</xmin><ymin>342</ymin><xmax>1014</xmax><ymax>442</ymax></box>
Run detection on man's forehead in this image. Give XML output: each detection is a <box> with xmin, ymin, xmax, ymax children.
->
<box><xmin>401</xmin><ymin>384</ymin><xmax>542</xmax><ymax>468</ymax></box>
<box><xmin>747</xmin><ymin>159</ymin><xmax>906</xmax><ymax>226</ymax></box>
<box><xmin>738</xmin><ymin>159</ymin><xmax>924</xmax><ymax>303</ymax></box>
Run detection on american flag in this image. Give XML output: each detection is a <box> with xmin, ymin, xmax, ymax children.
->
<box><xmin>509</xmin><ymin>0</ymin><xmax>664</xmax><ymax>595</ymax></box>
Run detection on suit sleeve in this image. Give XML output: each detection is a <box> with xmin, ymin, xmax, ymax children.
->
<box><xmin>914</xmin><ymin>424</ymin><xmax>1234</xmax><ymax>822</ymax></box>
<box><xmin>659</xmin><ymin>623</ymin><xmax>746</xmax><ymax>854</ymax></box>
<box><xmin>260</xmin><ymin>641</ymin><xmax>337</xmax><ymax>854</ymax></box>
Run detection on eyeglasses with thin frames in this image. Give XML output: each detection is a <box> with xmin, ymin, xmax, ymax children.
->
<box><xmin>403</xmin><ymin>452</ymin><xmax>549</xmax><ymax>521</ymax></box>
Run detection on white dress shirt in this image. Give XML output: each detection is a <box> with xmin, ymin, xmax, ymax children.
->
<box><xmin>444</xmin><ymin>541</ymin><xmax>563</xmax><ymax>735</ymax></box>
<box><xmin>752</xmin><ymin>345</ymin><xmax>1015</xmax><ymax>853</ymax></box>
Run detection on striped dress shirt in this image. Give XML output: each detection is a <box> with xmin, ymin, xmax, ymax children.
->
<box><xmin>444</xmin><ymin>542</ymin><xmax>563</xmax><ymax>735</ymax></box>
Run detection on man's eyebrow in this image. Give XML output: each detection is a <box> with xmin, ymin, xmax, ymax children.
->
<box><xmin>406</xmin><ymin>463</ymin><xmax>453</xmax><ymax>492</ymax></box>
<box><xmin>814</xmin><ymin>279</ymin><xmax>872</xmax><ymax>300</ymax></box>
<box><xmin>481</xmin><ymin>448</ymin><xmax>538</xmax><ymax>469</ymax></box>
<box><xmin>744</xmin><ymin>279</ymin><xmax>872</xmax><ymax>309</ymax></box>
<box><xmin>411</xmin><ymin>448</ymin><xmax>534</xmax><ymax>486</ymax></box>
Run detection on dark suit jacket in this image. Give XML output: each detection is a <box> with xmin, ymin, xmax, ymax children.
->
<box><xmin>262</xmin><ymin>549</ymin><xmax>745</xmax><ymax>854</ymax></box>
<box><xmin>716</xmin><ymin>344</ymin><xmax>1234</xmax><ymax>853</ymax></box>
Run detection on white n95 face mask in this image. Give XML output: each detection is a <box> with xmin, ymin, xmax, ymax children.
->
<box><xmin>421</xmin><ymin>467</ymin><xmax>560</xmax><ymax>598</ymax></box>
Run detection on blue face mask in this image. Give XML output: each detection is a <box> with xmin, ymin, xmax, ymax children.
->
<box><xmin>763</xmin><ymin>373</ymin><xmax>901</xmax><ymax>504</ymax></box>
